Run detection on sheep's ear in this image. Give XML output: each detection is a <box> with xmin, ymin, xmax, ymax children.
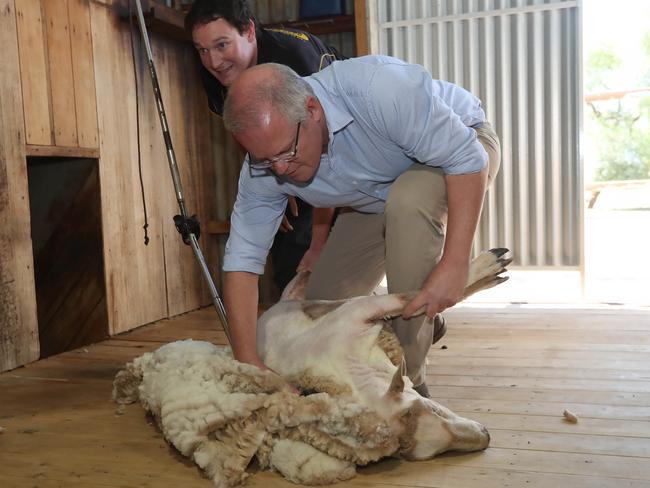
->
<box><xmin>387</xmin><ymin>360</ymin><xmax>406</xmax><ymax>396</ymax></box>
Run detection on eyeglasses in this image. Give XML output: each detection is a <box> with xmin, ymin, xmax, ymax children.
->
<box><xmin>248</xmin><ymin>122</ymin><xmax>301</xmax><ymax>170</ymax></box>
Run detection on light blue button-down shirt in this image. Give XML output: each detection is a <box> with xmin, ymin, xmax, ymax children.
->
<box><xmin>224</xmin><ymin>55</ymin><xmax>488</xmax><ymax>274</ymax></box>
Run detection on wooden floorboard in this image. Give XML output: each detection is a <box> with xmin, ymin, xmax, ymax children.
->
<box><xmin>1</xmin><ymin>305</ymin><xmax>650</xmax><ymax>487</ymax></box>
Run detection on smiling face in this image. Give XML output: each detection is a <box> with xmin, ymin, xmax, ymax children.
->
<box><xmin>192</xmin><ymin>18</ymin><xmax>257</xmax><ymax>87</ymax></box>
<box><xmin>233</xmin><ymin>97</ymin><xmax>328</xmax><ymax>184</ymax></box>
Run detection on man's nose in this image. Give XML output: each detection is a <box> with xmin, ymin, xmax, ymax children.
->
<box><xmin>272</xmin><ymin>160</ymin><xmax>290</xmax><ymax>175</ymax></box>
<box><xmin>207</xmin><ymin>49</ymin><xmax>222</xmax><ymax>70</ymax></box>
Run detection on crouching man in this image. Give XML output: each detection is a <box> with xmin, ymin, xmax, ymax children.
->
<box><xmin>221</xmin><ymin>55</ymin><xmax>501</xmax><ymax>397</ymax></box>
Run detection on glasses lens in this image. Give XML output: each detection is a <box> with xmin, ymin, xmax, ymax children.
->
<box><xmin>247</xmin><ymin>122</ymin><xmax>300</xmax><ymax>170</ymax></box>
<box><xmin>248</xmin><ymin>155</ymin><xmax>271</xmax><ymax>169</ymax></box>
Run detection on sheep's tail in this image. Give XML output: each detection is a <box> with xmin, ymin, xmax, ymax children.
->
<box><xmin>280</xmin><ymin>270</ymin><xmax>311</xmax><ymax>301</ymax></box>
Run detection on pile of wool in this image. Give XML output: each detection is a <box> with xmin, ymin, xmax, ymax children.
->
<box><xmin>113</xmin><ymin>339</ymin><xmax>399</xmax><ymax>487</ymax></box>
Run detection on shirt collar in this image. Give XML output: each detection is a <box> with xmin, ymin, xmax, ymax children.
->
<box><xmin>305</xmin><ymin>78</ymin><xmax>353</xmax><ymax>137</ymax></box>
<box><xmin>323</xmin><ymin>101</ymin><xmax>353</xmax><ymax>136</ymax></box>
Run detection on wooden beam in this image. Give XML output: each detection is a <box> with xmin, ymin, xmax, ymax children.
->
<box><xmin>117</xmin><ymin>0</ymin><xmax>188</xmax><ymax>42</ymax></box>
<box><xmin>266</xmin><ymin>15</ymin><xmax>356</xmax><ymax>36</ymax></box>
<box><xmin>206</xmin><ymin>220</ymin><xmax>231</xmax><ymax>235</ymax></box>
<box><xmin>0</xmin><ymin>0</ymin><xmax>40</xmax><ymax>372</ymax></box>
<box><xmin>584</xmin><ymin>87</ymin><xmax>650</xmax><ymax>103</ymax></box>
<box><xmin>354</xmin><ymin>0</ymin><xmax>369</xmax><ymax>56</ymax></box>
<box><xmin>26</xmin><ymin>145</ymin><xmax>99</xmax><ymax>158</ymax></box>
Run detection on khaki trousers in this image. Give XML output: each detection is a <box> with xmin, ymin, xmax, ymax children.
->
<box><xmin>306</xmin><ymin>123</ymin><xmax>501</xmax><ymax>387</ymax></box>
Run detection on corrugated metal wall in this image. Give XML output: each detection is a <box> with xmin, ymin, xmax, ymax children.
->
<box><xmin>368</xmin><ymin>0</ymin><xmax>583</xmax><ymax>267</ymax></box>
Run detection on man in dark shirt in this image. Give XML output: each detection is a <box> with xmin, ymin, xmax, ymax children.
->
<box><xmin>185</xmin><ymin>0</ymin><xmax>342</xmax><ymax>290</ymax></box>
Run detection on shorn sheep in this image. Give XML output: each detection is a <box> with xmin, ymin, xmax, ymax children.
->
<box><xmin>113</xmin><ymin>248</ymin><xmax>511</xmax><ymax>487</ymax></box>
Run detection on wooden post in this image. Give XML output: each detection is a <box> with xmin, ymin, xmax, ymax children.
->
<box><xmin>354</xmin><ymin>0</ymin><xmax>369</xmax><ymax>56</ymax></box>
<box><xmin>0</xmin><ymin>0</ymin><xmax>40</xmax><ymax>372</ymax></box>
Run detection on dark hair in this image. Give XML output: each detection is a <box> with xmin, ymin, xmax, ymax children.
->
<box><xmin>184</xmin><ymin>0</ymin><xmax>258</xmax><ymax>35</ymax></box>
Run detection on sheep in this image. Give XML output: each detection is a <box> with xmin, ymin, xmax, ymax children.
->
<box><xmin>113</xmin><ymin>248</ymin><xmax>511</xmax><ymax>486</ymax></box>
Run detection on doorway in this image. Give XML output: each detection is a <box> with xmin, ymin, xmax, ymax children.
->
<box><xmin>27</xmin><ymin>156</ymin><xmax>109</xmax><ymax>357</ymax></box>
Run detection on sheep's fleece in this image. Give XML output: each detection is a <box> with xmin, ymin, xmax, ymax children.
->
<box><xmin>112</xmin><ymin>249</ymin><xmax>510</xmax><ymax>486</ymax></box>
<box><xmin>113</xmin><ymin>339</ymin><xmax>396</xmax><ymax>486</ymax></box>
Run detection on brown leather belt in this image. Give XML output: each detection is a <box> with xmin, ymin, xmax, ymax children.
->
<box><xmin>339</xmin><ymin>206</ymin><xmax>356</xmax><ymax>214</ymax></box>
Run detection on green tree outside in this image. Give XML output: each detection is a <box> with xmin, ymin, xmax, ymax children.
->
<box><xmin>586</xmin><ymin>45</ymin><xmax>650</xmax><ymax>181</ymax></box>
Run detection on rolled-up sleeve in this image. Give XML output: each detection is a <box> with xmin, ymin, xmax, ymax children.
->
<box><xmin>223</xmin><ymin>164</ymin><xmax>287</xmax><ymax>274</ymax></box>
<box><xmin>367</xmin><ymin>64</ymin><xmax>487</xmax><ymax>175</ymax></box>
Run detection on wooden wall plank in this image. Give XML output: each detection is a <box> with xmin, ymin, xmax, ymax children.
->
<box><xmin>42</xmin><ymin>0</ymin><xmax>78</xmax><ymax>147</ymax></box>
<box><xmin>0</xmin><ymin>0</ymin><xmax>39</xmax><ymax>372</ymax></box>
<box><xmin>155</xmin><ymin>38</ymin><xmax>218</xmax><ymax>316</ymax></box>
<box><xmin>14</xmin><ymin>0</ymin><xmax>53</xmax><ymax>146</ymax></box>
<box><xmin>68</xmin><ymin>0</ymin><xmax>99</xmax><ymax>149</ymax></box>
<box><xmin>89</xmin><ymin>1</ymin><xmax>167</xmax><ymax>334</ymax></box>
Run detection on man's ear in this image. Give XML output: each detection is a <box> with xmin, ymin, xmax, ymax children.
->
<box><xmin>245</xmin><ymin>19</ymin><xmax>256</xmax><ymax>42</ymax></box>
<box><xmin>306</xmin><ymin>96</ymin><xmax>322</xmax><ymax>122</ymax></box>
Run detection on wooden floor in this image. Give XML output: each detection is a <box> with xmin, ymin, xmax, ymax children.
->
<box><xmin>2</xmin><ymin>305</ymin><xmax>650</xmax><ymax>487</ymax></box>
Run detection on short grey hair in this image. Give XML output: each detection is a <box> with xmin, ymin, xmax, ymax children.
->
<box><xmin>223</xmin><ymin>63</ymin><xmax>315</xmax><ymax>133</ymax></box>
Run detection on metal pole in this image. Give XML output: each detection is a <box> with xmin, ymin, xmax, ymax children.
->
<box><xmin>131</xmin><ymin>0</ymin><xmax>231</xmax><ymax>346</ymax></box>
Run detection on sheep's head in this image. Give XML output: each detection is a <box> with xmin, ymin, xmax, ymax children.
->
<box><xmin>383</xmin><ymin>367</ymin><xmax>490</xmax><ymax>460</ymax></box>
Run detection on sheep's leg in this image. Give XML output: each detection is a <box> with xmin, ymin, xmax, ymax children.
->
<box><xmin>335</xmin><ymin>248</ymin><xmax>511</xmax><ymax>324</ymax></box>
<box><xmin>462</xmin><ymin>248</ymin><xmax>512</xmax><ymax>300</ymax></box>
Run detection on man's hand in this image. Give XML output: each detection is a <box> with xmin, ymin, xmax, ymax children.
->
<box><xmin>402</xmin><ymin>258</ymin><xmax>469</xmax><ymax>319</ymax></box>
<box><xmin>244</xmin><ymin>357</ymin><xmax>300</xmax><ymax>395</ymax></box>
<box><xmin>279</xmin><ymin>196</ymin><xmax>299</xmax><ymax>232</ymax></box>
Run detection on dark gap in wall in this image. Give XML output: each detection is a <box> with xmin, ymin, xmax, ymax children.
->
<box><xmin>27</xmin><ymin>156</ymin><xmax>109</xmax><ymax>358</ymax></box>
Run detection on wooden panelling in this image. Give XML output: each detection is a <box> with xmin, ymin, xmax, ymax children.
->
<box><xmin>68</xmin><ymin>0</ymin><xmax>99</xmax><ymax>148</ymax></box>
<box><xmin>16</xmin><ymin>0</ymin><xmax>99</xmax><ymax>149</ymax></box>
<box><xmin>0</xmin><ymin>0</ymin><xmax>39</xmax><ymax>371</ymax></box>
<box><xmin>90</xmin><ymin>1</ymin><xmax>167</xmax><ymax>334</ymax></box>
<box><xmin>89</xmin><ymin>1</ymin><xmax>216</xmax><ymax>333</ymax></box>
<box><xmin>155</xmin><ymin>39</ymin><xmax>218</xmax><ymax>316</ymax></box>
<box><xmin>15</xmin><ymin>0</ymin><xmax>53</xmax><ymax>146</ymax></box>
<box><xmin>42</xmin><ymin>0</ymin><xmax>78</xmax><ymax>147</ymax></box>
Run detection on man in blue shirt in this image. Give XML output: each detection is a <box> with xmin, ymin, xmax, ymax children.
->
<box><xmin>186</xmin><ymin>0</ymin><xmax>344</xmax><ymax>291</ymax></box>
<box><xmin>221</xmin><ymin>55</ymin><xmax>501</xmax><ymax>397</ymax></box>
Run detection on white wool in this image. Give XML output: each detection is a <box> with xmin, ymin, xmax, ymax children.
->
<box><xmin>114</xmin><ymin>339</ymin><xmax>396</xmax><ymax>487</ymax></box>
<box><xmin>269</xmin><ymin>439</ymin><xmax>356</xmax><ymax>484</ymax></box>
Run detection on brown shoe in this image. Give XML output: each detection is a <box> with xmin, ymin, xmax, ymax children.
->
<box><xmin>413</xmin><ymin>383</ymin><xmax>431</xmax><ymax>398</ymax></box>
<box><xmin>432</xmin><ymin>314</ymin><xmax>447</xmax><ymax>345</ymax></box>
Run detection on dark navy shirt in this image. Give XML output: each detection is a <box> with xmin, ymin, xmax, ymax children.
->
<box><xmin>199</xmin><ymin>27</ymin><xmax>344</xmax><ymax>115</ymax></box>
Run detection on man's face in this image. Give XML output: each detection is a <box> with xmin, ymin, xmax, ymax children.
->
<box><xmin>192</xmin><ymin>18</ymin><xmax>257</xmax><ymax>87</ymax></box>
<box><xmin>234</xmin><ymin>103</ymin><xmax>325</xmax><ymax>184</ymax></box>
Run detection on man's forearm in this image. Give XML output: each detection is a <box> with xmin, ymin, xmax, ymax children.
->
<box><xmin>224</xmin><ymin>271</ymin><xmax>262</xmax><ymax>365</ymax></box>
<box><xmin>443</xmin><ymin>165</ymin><xmax>488</xmax><ymax>265</ymax></box>
<box><xmin>310</xmin><ymin>207</ymin><xmax>335</xmax><ymax>250</ymax></box>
